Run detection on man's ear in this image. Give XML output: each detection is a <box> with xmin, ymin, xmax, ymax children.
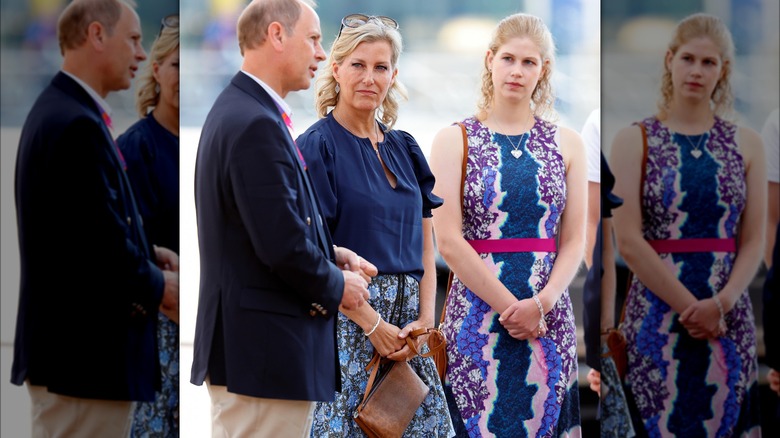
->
<box><xmin>268</xmin><ymin>22</ymin><xmax>285</xmax><ymax>51</ymax></box>
<box><xmin>86</xmin><ymin>21</ymin><xmax>106</xmax><ymax>51</ymax></box>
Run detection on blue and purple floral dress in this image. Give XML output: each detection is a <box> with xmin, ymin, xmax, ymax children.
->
<box><xmin>622</xmin><ymin>116</ymin><xmax>761</xmax><ymax>437</ymax></box>
<box><xmin>442</xmin><ymin>116</ymin><xmax>581</xmax><ymax>437</ymax></box>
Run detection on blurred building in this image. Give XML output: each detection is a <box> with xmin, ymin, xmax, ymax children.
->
<box><xmin>181</xmin><ymin>0</ymin><xmax>602</xmax><ymax>151</ymax></box>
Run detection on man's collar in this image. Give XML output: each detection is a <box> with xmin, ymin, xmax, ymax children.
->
<box><xmin>61</xmin><ymin>70</ymin><xmax>112</xmax><ymax>116</ymax></box>
<box><xmin>239</xmin><ymin>70</ymin><xmax>292</xmax><ymax>116</ymax></box>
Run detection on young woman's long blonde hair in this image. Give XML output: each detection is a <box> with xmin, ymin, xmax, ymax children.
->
<box><xmin>477</xmin><ymin>13</ymin><xmax>556</xmax><ymax>122</ymax></box>
<box><xmin>315</xmin><ymin>19</ymin><xmax>408</xmax><ymax>129</ymax></box>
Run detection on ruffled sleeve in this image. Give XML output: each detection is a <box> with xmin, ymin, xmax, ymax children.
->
<box><xmin>399</xmin><ymin>130</ymin><xmax>443</xmax><ymax>218</ymax></box>
<box><xmin>296</xmin><ymin>126</ymin><xmax>338</xmax><ymax>227</ymax></box>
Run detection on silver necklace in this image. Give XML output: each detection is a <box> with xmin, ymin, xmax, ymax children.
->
<box><xmin>333</xmin><ymin>109</ymin><xmax>381</xmax><ymax>160</ymax></box>
<box><xmin>495</xmin><ymin>112</ymin><xmax>533</xmax><ymax>159</ymax></box>
<box><xmin>681</xmin><ymin>132</ymin><xmax>707</xmax><ymax>159</ymax></box>
<box><xmin>372</xmin><ymin>120</ymin><xmax>381</xmax><ymax>160</ymax></box>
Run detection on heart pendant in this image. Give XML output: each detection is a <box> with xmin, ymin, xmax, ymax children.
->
<box><xmin>691</xmin><ymin>149</ymin><xmax>702</xmax><ymax>159</ymax></box>
<box><xmin>511</xmin><ymin>149</ymin><xmax>522</xmax><ymax>159</ymax></box>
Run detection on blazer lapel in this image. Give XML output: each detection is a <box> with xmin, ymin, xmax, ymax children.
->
<box><xmin>52</xmin><ymin>73</ymin><xmax>152</xmax><ymax>259</ymax></box>
<box><xmin>231</xmin><ymin>73</ymin><xmax>334</xmax><ymax>259</ymax></box>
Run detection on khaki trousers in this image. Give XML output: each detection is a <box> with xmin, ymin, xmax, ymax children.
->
<box><xmin>27</xmin><ymin>383</ymin><xmax>134</xmax><ymax>438</ymax></box>
<box><xmin>207</xmin><ymin>381</ymin><xmax>315</xmax><ymax>438</ymax></box>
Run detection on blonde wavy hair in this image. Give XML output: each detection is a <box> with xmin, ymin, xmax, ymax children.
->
<box><xmin>477</xmin><ymin>13</ymin><xmax>556</xmax><ymax>122</ymax></box>
<box><xmin>315</xmin><ymin>18</ymin><xmax>408</xmax><ymax>130</ymax></box>
<box><xmin>135</xmin><ymin>21</ymin><xmax>178</xmax><ymax>117</ymax></box>
<box><xmin>658</xmin><ymin>13</ymin><xmax>735</xmax><ymax>119</ymax></box>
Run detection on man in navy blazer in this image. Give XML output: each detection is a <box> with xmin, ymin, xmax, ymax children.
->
<box><xmin>190</xmin><ymin>0</ymin><xmax>374</xmax><ymax>435</ymax></box>
<box><xmin>12</xmin><ymin>0</ymin><xmax>179</xmax><ymax>435</ymax></box>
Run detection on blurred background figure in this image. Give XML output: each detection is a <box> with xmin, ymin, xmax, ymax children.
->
<box><xmin>760</xmin><ymin>107</ymin><xmax>779</xmax><ymax>420</ymax></box>
<box><xmin>117</xmin><ymin>13</ymin><xmax>180</xmax><ymax>438</ymax></box>
<box><xmin>596</xmin><ymin>153</ymin><xmax>635</xmax><ymax>438</ymax></box>
<box><xmin>582</xmin><ymin>108</ymin><xmax>601</xmax><ymax>271</ymax></box>
<box><xmin>21</xmin><ymin>0</ymin><xmax>62</xmax><ymax>51</ymax></box>
<box><xmin>200</xmin><ymin>0</ymin><xmax>242</xmax><ymax>51</ymax></box>
<box><xmin>580</xmin><ymin>108</ymin><xmax>601</xmax><ymax>394</ymax></box>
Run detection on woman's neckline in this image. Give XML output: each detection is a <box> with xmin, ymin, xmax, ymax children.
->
<box><xmin>330</xmin><ymin>111</ymin><xmax>385</xmax><ymax>144</ymax></box>
<box><xmin>477</xmin><ymin>115</ymin><xmax>537</xmax><ymax>137</ymax></box>
<box><xmin>656</xmin><ymin>114</ymin><xmax>717</xmax><ymax>136</ymax></box>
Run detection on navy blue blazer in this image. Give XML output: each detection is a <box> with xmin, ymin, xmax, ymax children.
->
<box><xmin>190</xmin><ymin>72</ymin><xmax>344</xmax><ymax>401</ymax></box>
<box><xmin>12</xmin><ymin>72</ymin><xmax>164</xmax><ymax>401</ymax></box>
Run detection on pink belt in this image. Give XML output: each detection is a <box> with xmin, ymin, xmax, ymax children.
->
<box><xmin>467</xmin><ymin>238</ymin><xmax>556</xmax><ymax>253</ymax></box>
<box><xmin>647</xmin><ymin>238</ymin><xmax>736</xmax><ymax>253</ymax></box>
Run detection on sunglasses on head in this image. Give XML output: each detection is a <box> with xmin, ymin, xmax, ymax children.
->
<box><xmin>158</xmin><ymin>14</ymin><xmax>179</xmax><ymax>38</ymax></box>
<box><xmin>337</xmin><ymin>13</ymin><xmax>398</xmax><ymax>39</ymax></box>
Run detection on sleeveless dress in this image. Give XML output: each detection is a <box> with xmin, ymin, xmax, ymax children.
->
<box><xmin>622</xmin><ymin>116</ymin><xmax>761</xmax><ymax>437</ymax></box>
<box><xmin>442</xmin><ymin>116</ymin><xmax>581</xmax><ymax>437</ymax></box>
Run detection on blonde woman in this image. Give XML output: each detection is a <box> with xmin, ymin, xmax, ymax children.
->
<box><xmin>610</xmin><ymin>13</ymin><xmax>765</xmax><ymax>436</ymax></box>
<box><xmin>116</xmin><ymin>14</ymin><xmax>179</xmax><ymax>437</ymax></box>
<box><xmin>429</xmin><ymin>13</ymin><xmax>586</xmax><ymax>437</ymax></box>
<box><xmin>296</xmin><ymin>13</ymin><xmax>454</xmax><ymax>437</ymax></box>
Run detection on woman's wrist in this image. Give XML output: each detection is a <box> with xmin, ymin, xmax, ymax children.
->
<box><xmin>535</xmin><ymin>290</ymin><xmax>556</xmax><ymax>314</ymax></box>
<box><xmin>712</xmin><ymin>295</ymin><xmax>728</xmax><ymax>336</ymax></box>
<box><xmin>720</xmin><ymin>290</ymin><xmax>738</xmax><ymax>313</ymax></box>
<box><xmin>532</xmin><ymin>294</ymin><xmax>545</xmax><ymax>317</ymax></box>
<box><xmin>712</xmin><ymin>295</ymin><xmax>725</xmax><ymax>316</ymax></box>
<box><xmin>496</xmin><ymin>295</ymin><xmax>520</xmax><ymax>315</ymax></box>
<box><xmin>418</xmin><ymin>317</ymin><xmax>435</xmax><ymax>328</ymax></box>
<box><xmin>416</xmin><ymin>308</ymin><xmax>435</xmax><ymax>326</ymax></box>
<box><xmin>364</xmin><ymin>311</ymin><xmax>382</xmax><ymax>336</ymax></box>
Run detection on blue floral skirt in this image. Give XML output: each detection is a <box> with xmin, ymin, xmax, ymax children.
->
<box><xmin>600</xmin><ymin>345</ymin><xmax>635</xmax><ymax>438</ymax></box>
<box><xmin>310</xmin><ymin>274</ymin><xmax>454</xmax><ymax>437</ymax></box>
<box><xmin>131</xmin><ymin>312</ymin><xmax>179</xmax><ymax>437</ymax></box>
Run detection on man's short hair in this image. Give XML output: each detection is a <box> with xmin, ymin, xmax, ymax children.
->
<box><xmin>57</xmin><ymin>0</ymin><xmax>137</xmax><ymax>55</ymax></box>
<box><xmin>236</xmin><ymin>0</ymin><xmax>315</xmax><ymax>56</ymax></box>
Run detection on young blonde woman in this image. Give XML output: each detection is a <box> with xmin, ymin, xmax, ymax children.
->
<box><xmin>429</xmin><ymin>13</ymin><xmax>586</xmax><ymax>437</ymax></box>
<box><xmin>609</xmin><ymin>13</ymin><xmax>765</xmax><ymax>436</ymax></box>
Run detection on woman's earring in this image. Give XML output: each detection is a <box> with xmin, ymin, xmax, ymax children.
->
<box><xmin>335</xmin><ymin>83</ymin><xmax>340</xmax><ymax>93</ymax></box>
<box><xmin>155</xmin><ymin>83</ymin><xmax>160</xmax><ymax>94</ymax></box>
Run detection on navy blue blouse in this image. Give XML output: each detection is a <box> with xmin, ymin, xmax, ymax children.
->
<box><xmin>297</xmin><ymin>112</ymin><xmax>443</xmax><ymax>281</ymax></box>
<box><xmin>117</xmin><ymin>114</ymin><xmax>180</xmax><ymax>253</ymax></box>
